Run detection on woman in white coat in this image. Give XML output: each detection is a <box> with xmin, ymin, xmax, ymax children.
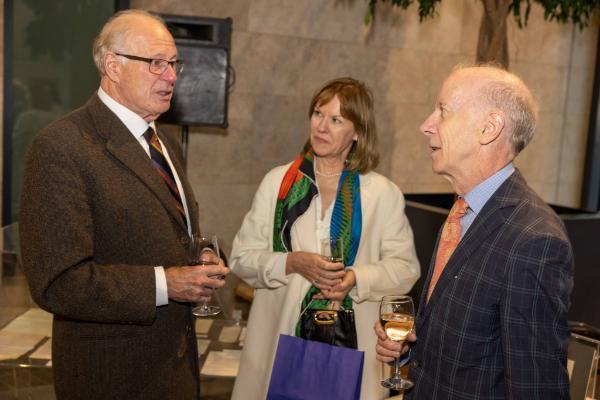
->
<box><xmin>230</xmin><ymin>77</ymin><xmax>420</xmax><ymax>399</ymax></box>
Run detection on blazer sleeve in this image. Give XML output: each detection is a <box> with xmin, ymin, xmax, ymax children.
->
<box><xmin>230</xmin><ymin>167</ymin><xmax>290</xmax><ymax>289</ymax></box>
<box><xmin>19</xmin><ymin>129</ymin><xmax>157</xmax><ymax>325</ymax></box>
<box><xmin>499</xmin><ymin>234</ymin><xmax>573</xmax><ymax>398</ymax></box>
<box><xmin>349</xmin><ymin>178</ymin><xmax>421</xmax><ymax>302</ymax></box>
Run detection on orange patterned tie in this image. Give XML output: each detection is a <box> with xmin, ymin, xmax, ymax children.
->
<box><xmin>427</xmin><ymin>198</ymin><xmax>468</xmax><ymax>302</ymax></box>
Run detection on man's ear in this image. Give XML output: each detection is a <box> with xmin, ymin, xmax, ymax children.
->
<box><xmin>104</xmin><ymin>53</ymin><xmax>122</xmax><ymax>83</ymax></box>
<box><xmin>480</xmin><ymin>112</ymin><xmax>505</xmax><ymax>145</ymax></box>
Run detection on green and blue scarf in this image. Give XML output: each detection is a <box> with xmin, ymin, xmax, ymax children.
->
<box><xmin>272</xmin><ymin>148</ymin><xmax>362</xmax><ymax>337</ymax></box>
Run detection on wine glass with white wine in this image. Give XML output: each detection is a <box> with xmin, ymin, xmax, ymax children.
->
<box><xmin>187</xmin><ymin>233</ymin><xmax>222</xmax><ymax>317</ymax></box>
<box><xmin>320</xmin><ymin>237</ymin><xmax>344</xmax><ymax>263</ymax></box>
<box><xmin>379</xmin><ymin>295</ymin><xmax>415</xmax><ymax>390</ymax></box>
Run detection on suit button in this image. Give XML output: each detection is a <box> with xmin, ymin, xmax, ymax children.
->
<box><xmin>180</xmin><ymin>236</ymin><xmax>189</xmax><ymax>245</ymax></box>
<box><xmin>410</xmin><ymin>359</ymin><xmax>420</xmax><ymax>368</ymax></box>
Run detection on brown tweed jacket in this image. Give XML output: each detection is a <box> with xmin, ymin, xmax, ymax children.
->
<box><xmin>19</xmin><ymin>94</ymin><xmax>201</xmax><ymax>400</ymax></box>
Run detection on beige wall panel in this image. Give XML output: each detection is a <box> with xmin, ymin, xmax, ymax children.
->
<box><xmin>556</xmin><ymin>115</ymin><xmax>589</xmax><ymax>206</ymax></box>
<box><xmin>194</xmin><ymin>182</ymin><xmax>261</xmax><ymax>253</ymax></box>
<box><xmin>231</xmin><ymin>32</ymin><xmax>309</xmax><ymax>96</ymax></box>
<box><xmin>509</xmin><ymin>7</ymin><xmax>574</xmax><ymax>66</ymax></box>
<box><xmin>560</xmin><ymin>115</ymin><xmax>590</xmax><ymax>181</ymax></box>
<box><xmin>566</xmin><ymin>66</ymin><xmax>595</xmax><ymax>117</ymax></box>
<box><xmin>131</xmin><ymin>0</ymin><xmax>251</xmax><ymax>30</ymax></box>
<box><xmin>366</xmin><ymin>0</ymin><xmax>466</xmax><ymax>53</ymax></box>
<box><xmin>405</xmin><ymin>180</ymin><xmax>454</xmax><ymax>194</ymax></box>
<box><xmin>512</xmin><ymin>62</ymin><xmax>569</xmax><ymax>113</ymax></box>
<box><xmin>379</xmin><ymin>103</ymin><xmax>446</xmax><ymax>189</ymax></box>
<box><xmin>298</xmin><ymin>41</ymin><xmax>388</xmax><ymax>99</ymax></box>
<box><xmin>571</xmin><ymin>23</ymin><xmax>599</xmax><ymax>68</ymax></box>
<box><xmin>458</xmin><ymin>0</ymin><xmax>482</xmax><ymax>57</ymax></box>
<box><xmin>526</xmin><ymin>179</ymin><xmax>563</xmax><ymax>202</ymax></box>
<box><xmin>428</xmin><ymin>53</ymin><xmax>478</xmax><ymax>104</ymax></box>
<box><xmin>84</xmin><ymin>0</ymin><xmax>598</xmax><ymax>244</ymax></box>
<box><xmin>248</xmin><ymin>0</ymin><xmax>368</xmax><ymax>43</ymax></box>
<box><xmin>380</xmin><ymin>48</ymin><xmax>432</xmax><ymax>105</ymax></box>
<box><xmin>183</xmin><ymin>93</ymin><xmax>307</xmax><ymax>185</ymax></box>
<box><xmin>515</xmin><ymin>113</ymin><xmax>563</xmax><ymax>183</ymax></box>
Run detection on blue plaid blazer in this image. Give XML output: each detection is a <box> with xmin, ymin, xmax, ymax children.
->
<box><xmin>406</xmin><ymin>171</ymin><xmax>573</xmax><ymax>399</ymax></box>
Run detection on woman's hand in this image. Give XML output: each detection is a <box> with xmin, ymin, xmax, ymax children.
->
<box><xmin>286</xmin><ymin>251</ymin><xmax>345</xmax><ymax>291</ymax></box>
<box><xmin>312</xmin><ymin>270</ymin><xmax>356</xmax><ymax>308</ymax></box>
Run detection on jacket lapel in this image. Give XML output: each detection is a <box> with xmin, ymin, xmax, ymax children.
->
<box><xmin>158</xmin><ymin>130</ymin><xmax>199</xmax><ymax>232</ymax></box>
<box><xmin>85</xmin><ymin>95</ymin><xmax>189</xmax><ymax>232</ymax></box>
<box><xmin>417</xmin><ymin>172</ymin><xmax>524</xmax><ymax>325</ymax></box>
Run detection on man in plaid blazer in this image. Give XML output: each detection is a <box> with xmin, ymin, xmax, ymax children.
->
<box><xmin>375</xmin><ymin>65</ymin><xmax>573</xmax><ymax>399</ymax></box>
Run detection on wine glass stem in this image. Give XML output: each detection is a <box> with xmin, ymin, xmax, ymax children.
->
<box><xmin>393</xmin><ymin>354</ymin><xmax>402</xmax><ymax>378</ymax></box>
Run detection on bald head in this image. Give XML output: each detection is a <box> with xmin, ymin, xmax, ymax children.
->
<box><xmin>450</xmin><ymin>65</ymin><xmax>538</xmax><ymax>156</ymax></box>
<box><xmin>93</xmin><ymin>10</ymin><xmax>169</xmax><ymax>76</ymax></box>
<box><xmin>420</xmin><ymin>65</ymin><xmax>539</xmax><ymax>194</ymax></box>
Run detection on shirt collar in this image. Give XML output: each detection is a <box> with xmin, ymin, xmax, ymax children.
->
<box><xmin>464</xmin><ymin>163</ymin><xmax>515</xmax><ymax>215</ymax></box>
<box><xmin>97</xmin><ymin>87</ymin><xmax>155</xmax><ymax>140</ymax></box>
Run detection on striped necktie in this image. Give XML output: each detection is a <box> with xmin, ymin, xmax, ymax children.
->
<box><xmin>427</xmin><ymin>198</ymin><xmax>468</xmax><ymax>302</ymax></box>
<box><xmin>143</xmin><ymin>127</ymin><xmax>186</xmax><ymax>224</ymax></box>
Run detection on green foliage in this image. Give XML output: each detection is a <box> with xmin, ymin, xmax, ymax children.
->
<box><xmin>511</xmin><ymin>0</ymin><xmax>600</xmax><ymax>29</ymax></box>
<box><xmin>366</xmin><ymin>0</ymin><xmax>600</xmax><ymax>29</ymax></box>
<box><xmin>365</xmin><ymin>0</ymin><xmax>441</xmax><ymax>24</ymax></box>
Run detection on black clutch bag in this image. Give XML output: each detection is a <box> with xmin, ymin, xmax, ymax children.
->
<box><xmin>299</xmin><ymin>308</ymin><xmax>358</xmax><ymax>349</ymax></box>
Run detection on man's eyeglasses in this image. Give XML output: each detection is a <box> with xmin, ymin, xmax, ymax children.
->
<box><xmin>115</xmin><ymin>53</ymin><xmax>184</xmax><ymax>75</ymax></box>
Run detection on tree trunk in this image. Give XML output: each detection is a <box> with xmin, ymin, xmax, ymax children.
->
<box><xmin>477</xmin><ymin>0</ymin><xmax>512</xmax><ymax>68</ymax></box>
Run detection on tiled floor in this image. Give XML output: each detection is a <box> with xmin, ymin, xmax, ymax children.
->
<box><xmin>0</xmin><ymin>368</ymin><xmax>54</xmax><ymax>400</ymax></box>
<box><xmin>0</xmin><ymin>258</ymin><xmax>249</xmax><ymax>400</ymax></box>
<box><xmin>3</xmin><ymin>258</ymin><xmax>598</xmax><ymax>399</ymax></box>
<box><xmin>0</xmin><ymin>371</ymin><xmax>236</xmax><ymax>400</ymax></box>
<box><xmin>0</xmin><ymin>256</ymin><xmax>52</xmax><ymax>400</ymax></box>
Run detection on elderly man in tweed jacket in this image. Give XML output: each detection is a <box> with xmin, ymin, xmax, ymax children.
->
<box><xmin>375</xmin><ymin>65</ymin><xmax>573</xmax><ymax>399</ymax></box>
<box><xmin>19</xmin><ymin>10</ymin><xmax>228</xmax><ymax>400</ymax></box>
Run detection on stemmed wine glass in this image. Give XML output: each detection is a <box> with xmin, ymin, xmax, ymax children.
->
<box><xmin>312</xmin><ymin>237</ymin><xmax>345</xmax><ymax>315</ymax></box>
<box><xmin>188</xmin><ymin>233</ymin><xmax>221</xmax><ymax>317</ymax></box>
<box><xmin>379</xmin><ymin>295</ymin><xmax>415</xmax><ymax>390</ymax></box>
<box><xmin>320</xmin><ymin>237</ymin><xmax>344</xmax><ymax>263</ymax></box>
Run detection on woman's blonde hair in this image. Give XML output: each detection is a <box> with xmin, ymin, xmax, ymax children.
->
<box><xmin>307</xmin><ymin>77</ymin><xmax>379</xmax><ymax>173</ymax></box>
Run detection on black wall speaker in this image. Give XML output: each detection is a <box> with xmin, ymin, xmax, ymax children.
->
<box><xmin>159</xmin><ymin>14</ymin><xmax>232</xmax><ymax>128</ymax></box>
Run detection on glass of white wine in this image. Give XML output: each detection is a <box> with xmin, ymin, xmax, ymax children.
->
<box><xmin>320</xmin><ymin>237</ymin><xmax>344</xmax><ymax>263</ymax></box>
<box><xmin>379</xmin><ymin>295</ymin><xmax>415</xmax><ymax>390</ymax></box>
<box><xmin>187</xmin><ymin>233</ymin><xmax>221</xmax><ymax>317</ymax></box>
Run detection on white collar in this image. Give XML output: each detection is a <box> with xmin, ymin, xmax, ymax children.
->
<box><xmin>97</xmin><ymin>87</ymin><xmax>155</xmax><ymax>139</ymax></box>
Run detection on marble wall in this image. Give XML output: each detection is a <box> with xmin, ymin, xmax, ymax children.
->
<box><xmin>129</xmin><ymin>0</ymin><xmax>598</xmax><ymax>252</ymax></box>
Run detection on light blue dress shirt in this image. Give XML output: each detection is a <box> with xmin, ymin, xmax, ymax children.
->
<box><xmin>399</xmin><ymin>163</ymin><xmax>515</xmax><ymax>366</ymax></box>
<box><xmin>461</xmin><ymin>163</ymin><xmax>515</xmax><ymax>238</ymax></box>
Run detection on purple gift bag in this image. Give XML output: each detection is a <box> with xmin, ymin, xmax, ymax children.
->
<box><xmin>267</xmin><ymin>334</ymin><xmax>364</xmax><ymax>400</ymax></box>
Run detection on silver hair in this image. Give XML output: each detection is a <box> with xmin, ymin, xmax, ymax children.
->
<box><xmin>454</xmin><ymin>64</ymin><xmax>539</xmax><ymax>155</ymax></box>
<box><xmin>92</xmin><ymin>9</ymin><xmax>167</xmax><ymax>76</ymax></box>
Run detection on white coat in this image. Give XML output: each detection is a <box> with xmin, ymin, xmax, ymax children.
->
<box><xmin>230</xmin><ymin>163</ymin><xmax>420</xmax><ymax>400</ymax></box>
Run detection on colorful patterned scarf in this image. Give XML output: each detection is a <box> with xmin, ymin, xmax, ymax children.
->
<box><xmin>272</xmin><ymin>148</ymin><xmax>362</xmax><ymax>336</ymax></box>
